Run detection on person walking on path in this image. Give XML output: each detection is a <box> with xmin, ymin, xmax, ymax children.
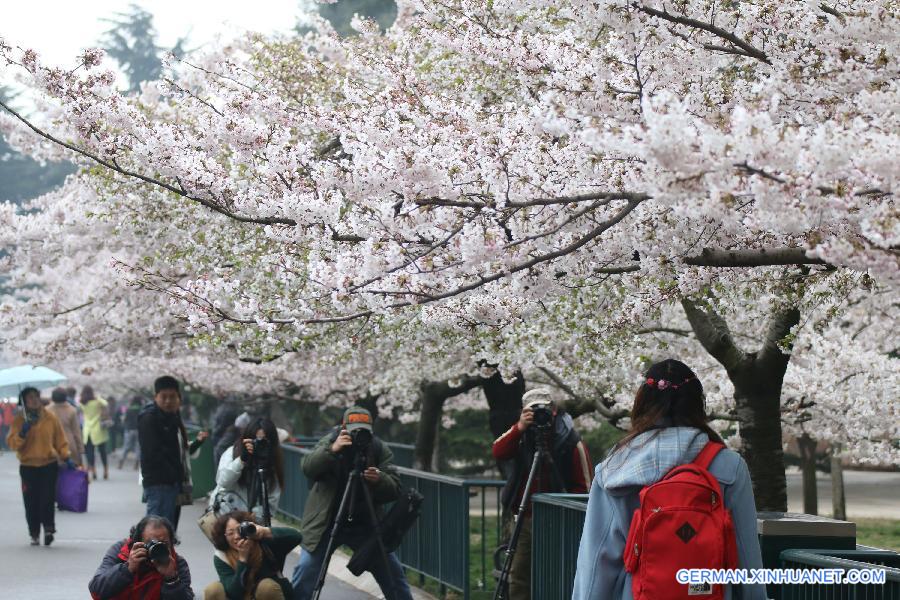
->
<box><xmin>6</xmin><ymin>386</ymin><xmax>76</xmax><ymax>546</ymax></box>
<box><xmin>82</xmin><ymin>385</ymin><xmax>111</xmax><ymax>480</ymax></box>
<box><xmin>47</xmin><ymin>387</ymin><xmax>85</xmax><ymax>466</ymax></box>
<box><xmin>139</xmin><ymin>376</ymin><xmax>207</xmax><ymax>530</ymax></box>
<box><xmin>1</xmin><ymin>399</ymin><xmax>14</xmax><ymax>451</ymax></box>
<box><xmin>118</xmin><ymin>396</ymin><xmax>143</xmax><ymax>470</ymax></box>
<box><xmin>572</xmin><ymin>359</ymin><xmax>767</xmax><ymax>600</ymax></box>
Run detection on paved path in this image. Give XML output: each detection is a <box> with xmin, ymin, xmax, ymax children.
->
<box><xmin>0</xmin><ymin>451</ymin><xmax>372</xmax><ymax>599</ymax></box>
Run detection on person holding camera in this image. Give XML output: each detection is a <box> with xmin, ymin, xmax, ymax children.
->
<box><xmin>7</xmin><ymin>386</ymin><xmax>75</xmax><ymax>546</ymax></box>
<box><xmin>208</xmin><ymin>417</ymin><xmax>284</xmax><ymax>521</ymax></box>
<box><xmin>290</xmin><ymin>407</ymin><xmax>413</xmax><ymax>600</ymax></box>
<box><xmin>88</xmin><ymin>515</ymin><xmax>194</xmax><ymax>600</ymax></box>
<box><xmin>204</xmin><ymin>511</ymin><xmax>302</xmax><ymax>600</ymax></box>
<box><xmin>492</xmin><ymin>388</ymin><xmax>593</xmax><ymax>600</ymax></box>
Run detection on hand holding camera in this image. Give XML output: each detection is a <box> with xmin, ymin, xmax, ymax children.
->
<box><xmin>330</xmin><ymin>429</ymin><xmax>353</xmax><ymax>454</ymax></box>
<box><xmin>127</xmin><ymin>539</ymin><xmax>172</xmax><ymax>575</ymax></box>
<box><xmin>362</xmin><ymin>466</ymin><xmax>381</xmax><ymax>484</ymax></box>
<box><xmin>517</xmin><ymin>407</ymin><xmax>534</xmax><ymax>432</ymax></box>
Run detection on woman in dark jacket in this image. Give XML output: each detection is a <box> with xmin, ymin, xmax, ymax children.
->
<box><xmin>204</xmin><ymin>511</ymin><xmax>301</xmax><ymax>600</ymax></box>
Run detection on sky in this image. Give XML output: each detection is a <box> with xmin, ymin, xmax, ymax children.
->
<box><xmin>1</xmin><ymin>0</ymin><xmax>305</xmax><ymax>84</ymax></box>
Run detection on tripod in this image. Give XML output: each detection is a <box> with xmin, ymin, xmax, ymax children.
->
<box><xmin>493</xmin><ymin>428</ymin><xmax>567</xmax><ymax>600</ymax></box>
<box><xmin>249</xmin><ymin>461</ymin><xmax>273</xmax><ymax>527</ymax></box>
<box><xmin>312</xmin><ymin>448</ymin><xmax>396</xmax><ymax>600</ymax></box>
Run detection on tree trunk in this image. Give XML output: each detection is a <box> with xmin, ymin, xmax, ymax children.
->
<box><xmin>482</xmin><ymin>371</ymin><xmax>525</xmax><ymax>481</ymax></box>
<box><xmin>413</xmin><ymin>376</ymin><xmax>485</xmax><ymax>471</ymax></box>
<box><xmin>831</xmin><ymin>444</ymin><xmax>847</xmax><ymax>520</ymax></box>
<box><xmin>683</xmin><ymin>299</ymin><xmax>800</xmax><ymax>512</ymax></box>
<box><xmin>797</xmin><ymin>433</ymin><xmax>819</xmax><ymax>515</ymax></box>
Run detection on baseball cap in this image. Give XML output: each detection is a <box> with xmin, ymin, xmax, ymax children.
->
<box><xmin>343</xmin><ymin>407</ymin><xmax>373</xmax><ymax>432</ymax></box>
<box><xmin>523</xmin><ymin>388</ymin><xmax>556</xmax><ymax>409</ymax></box>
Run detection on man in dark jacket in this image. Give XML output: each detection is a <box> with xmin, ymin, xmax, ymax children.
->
<box><xmin>88</xmin><ymin>515</ymin><xmax>193</xmax><ymax>599</ymax></box>
<box><xmin>139</xmin><ymin>377</ymin><xmax>184</xmax><ymax>527</ymax></box>
<box><xmin>492</xmin><ymin>388</ymin><xmax>592</xmax><ymax>600</ymax></box>
<box><xmin>290</xmin><ymin>407</ymin><xmax>413</xmax><ymax>600</ymax></box>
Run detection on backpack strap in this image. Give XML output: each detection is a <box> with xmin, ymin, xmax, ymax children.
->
<box><xmin>692</xmin><ymin>441</ymin><xmax>725</xmax><ymax>470</ymax></box>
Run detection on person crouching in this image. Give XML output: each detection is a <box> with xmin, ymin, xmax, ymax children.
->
<box><xmin>205</xmin><ymin>511</ymin><xmax>302</xmax><ymax>600</ymax></box>
<box><xmin>88</xmin><ymin>515</ymin><xmax>193</xmax><ymax>599</ymax></box>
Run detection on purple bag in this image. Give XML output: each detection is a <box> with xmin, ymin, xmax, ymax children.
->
<box><xmin>57</xmin><ymin>467</ymin><xmax>89</xmax><ymax>512</ymax></box>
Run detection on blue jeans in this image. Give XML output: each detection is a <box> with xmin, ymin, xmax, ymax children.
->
<box><xmin>143</xmin><ymin>483</ymin><xmax>180</xmax><ymax>526</ymax></box>
<box><xmin>291</xmin><ymin>527</ymin><xmax>413</xmax><ymax>600</ymax></box>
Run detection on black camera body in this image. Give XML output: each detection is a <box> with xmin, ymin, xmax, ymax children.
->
<box><xmin>349</xmin><ymin>427</ymin><xmax>372</xmax><ymax>450</ymax></box>
<box><xmin>531</xmin><ymin>402</ymin><xmax>554</xmax><ymax>430</ymax></box>
<box><xmin>252</xmin><ymin>437</ymin><xmax>270</xmax><ymax>463</ymax></box>
<box><xmin>238</xmin><ymin>521</ymin><xmax>257</xmax><ymax>539</ymax></box>
<box><xmin>144</xmin><ymin>538</ymin><xmax>170</xmax><ymax>565</ymax></box>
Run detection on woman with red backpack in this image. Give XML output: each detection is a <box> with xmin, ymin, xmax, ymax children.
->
<box><xmin>572</xmin><ymin>359</ymin><xmax>767</xmax><ymax>600</ymax></box>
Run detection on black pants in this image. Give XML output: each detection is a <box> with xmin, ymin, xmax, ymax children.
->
<box><xmin>85</xmin><ymin>441</ymin><xmax>107</xmax><ymax>469</ymax></box>
<box><xmin>20</xmin><ymin>462</ymin><xmax>58</xmax><ymax>538</ymax></box>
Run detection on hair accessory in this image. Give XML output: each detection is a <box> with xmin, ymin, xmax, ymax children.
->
<box><xmin>645</xmin><ymin>377</ymin><xmax>696</xmax><ymax>391</ymax></box>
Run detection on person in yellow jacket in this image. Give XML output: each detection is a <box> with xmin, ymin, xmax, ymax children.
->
<box><xmin>81</xmin><ymin>385</ymin><xmax>110</xmax><ymax>480</ymax></box>
<box><xmin>6</xmin><ymin>386</ymin><xmax>74</xmax><ymax>546</ymax></box>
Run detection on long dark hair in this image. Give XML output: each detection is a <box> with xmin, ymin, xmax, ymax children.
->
<box><xmin>233</xmin><ymin>417</ymin><xmax>285</xmax><ymax>491</ymax></box>
<box><xmin>612</xmin><ymin>359</ymin><xmax>723</xmax><ymax>455</ymax></box>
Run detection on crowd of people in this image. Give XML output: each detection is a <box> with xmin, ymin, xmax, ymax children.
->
<box><xmin>4</xmin><ymin>359</ymin><xmax>769</xmax><ymax>599</ymax></box>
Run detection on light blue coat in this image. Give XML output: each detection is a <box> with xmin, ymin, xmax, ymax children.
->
<box><xmin>572</xmin><ymin>427</ymin><xmax>769</xmax><ymax>600</ymax></box>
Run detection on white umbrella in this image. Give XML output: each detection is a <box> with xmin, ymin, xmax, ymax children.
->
<box><xmin>0</xmin><ymin>365</ymin><xmax>67</xmax><ymax>399</ymax></box>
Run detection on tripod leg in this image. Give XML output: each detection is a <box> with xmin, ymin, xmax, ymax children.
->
<box><xmin>359</xmin><ymin>478</ymin><xmax>399</xmax><ymax>600</ymax></box>
<box><xmin>494</xmin><ymin>450</ymin><xmax>542</xmax><ymax>600</ymax></box>
<box><xmin>258</xmin><ymin>467</ymin><xmax>272</xmax><ymax>527</ymax></box>
<box><xmin>540</xmin><ymin>449</ymin><xmax>568</xmax><ymax>494</ymax></box>
<box><xmin>312</xmin><ymin>471</ymin><xmax>356</xmax><ymax>600</ymax></box>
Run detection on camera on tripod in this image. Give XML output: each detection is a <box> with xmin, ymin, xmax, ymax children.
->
<box><xmin>530</xmin><ymin>402</ymin><xmax>554</xmax><ymax>431</ymax></box>
<box><xmin>251</xmin><ymin>436</ymin><xmax>270</xmax><ymax>463</ymax></box>
<box><xmin>350</xmin><ymin>427</ymin><xmax>372</xmax><ymax>450</ymax></box>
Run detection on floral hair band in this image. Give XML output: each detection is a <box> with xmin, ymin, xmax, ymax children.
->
<box><xmin>645</xmin><ymin>377</ymin><xmax>696</xmax><ymax>391</ymax></box>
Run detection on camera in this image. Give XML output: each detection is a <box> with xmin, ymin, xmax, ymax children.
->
<box><xmin>531</xmin><ymin>402</ymin><xmax>554</xmax><ymax>430</ymax></box>
<box><xmin>144</xmin><ymin>539</ymin><xmax>170</xmax><ymax>565</ymax></box>
<box><xmin>252</xmin><ymin>437</ymin><xmax>270</xmax><ymax>463</ymax></box>
<box><xmin>238</xmin><ymin>521</ymin><xmax>257</xmax><ymax>539</ymax></box>
<box><xmin>349</xmin><ymin>427</ymin><xmax>373</xmax><ymax>450</ymax></box>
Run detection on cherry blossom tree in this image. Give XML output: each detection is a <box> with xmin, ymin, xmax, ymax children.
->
<box><xmin>0</xmin><ymin>0</ymin><xmax>896</xmax><ymax>508</ymax></box>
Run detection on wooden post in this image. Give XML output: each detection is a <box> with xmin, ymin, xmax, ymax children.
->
<box><xmin>831</xmin><ymin>444</ymin><xmax>847</xmax><ymax>521</ymax></box>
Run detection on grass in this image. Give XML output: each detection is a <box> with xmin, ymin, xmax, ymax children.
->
<box><xmin>854</xmin><ymin>517</ymin><xmax>900</xmax><ymax>552</ymax></box>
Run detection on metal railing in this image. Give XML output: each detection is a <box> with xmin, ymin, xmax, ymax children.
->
<box><xmin>277</xmin><ymin>444</ymin><xmax>504</xmax><ymax>598</ymax></box>
<box><xmin>531</xmin><ymin>494</ymin><xmax>589</xmax><ymax>600</ymax></box>
<box><xmin>289</xmin><ymin>436</ymin><xmax>416</xmax><ymax>469</ymax></box>
<box><xmin>780</xmin><ymin>548</ymin><xmax>900</xmax><ymax>599</ymax></box>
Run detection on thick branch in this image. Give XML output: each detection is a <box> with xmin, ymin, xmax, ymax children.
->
<box><xmin>758</xmin><ymin>304</ymin><xmax>801</xmax><ymax>368</ymax></box>
<box><xmin>635</xmin><ymin>3</ymin><xmax>771</xmax><ymax>64</ymax></box>
<box><xmin>683</xmin><ymin>247</ymin><xmax>828</xmax><ymax>268</ymax></box>
<box><xmin>681</xmin><ymin>298</ymin><xmax>749</xmax><ymax>371</ymax></box>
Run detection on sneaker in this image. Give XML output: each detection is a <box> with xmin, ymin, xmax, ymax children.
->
<box><xmin>44</xmin><ymin>532</ymin><xmax>54</xmax><ymax>546</ymax></box>
<box><xmin>30</xmin><ymin>537</ymin><xmax>39</xmax><ymax>546</ymax></box>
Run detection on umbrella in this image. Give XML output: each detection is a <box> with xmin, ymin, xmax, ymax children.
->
<box><xmin>0</xmin><ymin>365</ymin><xmax>67</xmax><ymax>399</ymax></box>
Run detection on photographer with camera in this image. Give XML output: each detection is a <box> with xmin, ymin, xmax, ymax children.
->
<box><xmin>204</xmin><ymin>511</ymin><xmax>302</xmax><ymax>600</ymax></box>
<box><xmin>207</xmin><ymin>417</ymin><xmax>284</xmax><ymax>522</ymax></box>
<box><xmin>492</xmin><ymin>389</ymin><xmax>593</xmax><ymax>600</ymax></box>
<box><xmin>88</xmin><ymin>515</ymin><xmax>193</xmax><ymax>600</ymax></box>
<box><xmin>291</xmin><ymin>407</ymin><xmax>413</xmax><ymax>600</ymax></box>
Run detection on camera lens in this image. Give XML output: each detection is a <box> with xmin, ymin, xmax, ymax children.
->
<box><xmin>238</xmin><ymin>522</ymin><xmax>257</xmax><ymax>539</ymax></box>
<box><xmin>145</xmin><ymin>539</ymin><xmax>170</xmax><ymax>565</ymax></box>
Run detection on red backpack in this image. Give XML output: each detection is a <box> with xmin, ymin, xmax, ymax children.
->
<box><xmin>623</xmin><ymin>441</ymin><xmax>738</xmax><ymax>599</ymax></box>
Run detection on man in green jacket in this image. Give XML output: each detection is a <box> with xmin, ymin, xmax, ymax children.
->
<box><xmin>290</xmin><ymin>407</ymin><xmax>413</xmax><ymax>600</ymax></box>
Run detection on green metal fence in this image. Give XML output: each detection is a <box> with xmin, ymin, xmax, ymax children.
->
<box><xmin>277</xmin><ymin>444</ymin><xmax>504</xmax><ymax>598</ymax></box>
<box><xmin>780</xmin><ymin>548</ymin><xmax>900</xmax><ymax>599</ymax></box>
<box><xmin>531</xmin><ymin>494</ymin><xmax>589</xmax><ymax>600</ymax></box>
<box><xmin>289</xmin><ymin>437</ymin><xmax>416</xmax><ymax>469</ymax></box>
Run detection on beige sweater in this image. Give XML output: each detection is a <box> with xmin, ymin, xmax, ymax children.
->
<box><xmin>46</xmin><ymin>402</ymin><xmax>84</xmax><ymax>464</ymax></box>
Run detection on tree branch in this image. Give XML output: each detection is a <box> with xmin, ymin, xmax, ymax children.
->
<box><xmin>681</xmin><ymin>298</ymin><xmax>749</xmax><ymax>371</ymax></box>
<box><xmin>635</xmin><ymin>3</ymin><xmax>771</xmax><ymax>64</ymax></box>
<box><xmin>683</xmin><ymin>247</ymin><xmax>828</xmax><ymax>268</ymax></box>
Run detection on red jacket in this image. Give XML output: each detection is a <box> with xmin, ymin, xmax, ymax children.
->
<box><xmin>492</xmin><ymin>422</ymin><xmax>592</xmax><ymax>515</ymax></box>
<box><xmin>88</xmin><ymin>538</ymin><xmax>193</xmax><ymax>600</ymax></box>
